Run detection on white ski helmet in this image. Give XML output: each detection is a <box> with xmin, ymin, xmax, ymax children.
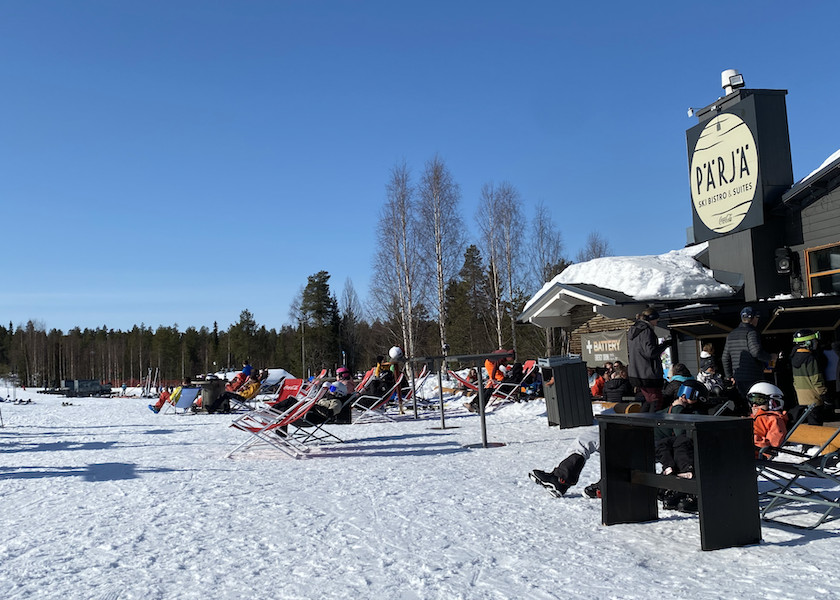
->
<box><xmin>389</xmin><ymin>346</ymin><xmax>404</xmax><ymax>361</ymax></box>
<box><xmin>747</xmin><ymin>381</ymin><xmax>784</xmax><ymax>411</ymax></box>
<box><xmin>328</xmin><ymin>381</ymin><xmax>350</xmax><ymax>397</ymax></box>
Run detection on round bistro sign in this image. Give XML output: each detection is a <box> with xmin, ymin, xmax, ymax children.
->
<box><xmin>690</xmin><ymin>113</ymin><xmax>759</xmax><ymax>234</ymax></box>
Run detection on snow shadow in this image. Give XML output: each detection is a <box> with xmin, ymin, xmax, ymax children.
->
<box><xmin>0</xmin><ymin>462</ymin><xmax>178</xmax><ymax>482</ymax></box>
<box><xmin>0</xmin><ymin>439</ymin><xmax>118</xmax><ymax>454</ymax></box>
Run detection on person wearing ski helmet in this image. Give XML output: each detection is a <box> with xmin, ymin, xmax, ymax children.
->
<box><xmin>790</xmin><ymin>328</ymin><xmax>828</xmax><ymax>424</ymax></box>
<box><xmin>747</xmin><ymin>382</ymin><xmax>788</xmax><ymax>457</ymax></box>
<box><xmin>388</xmin><ymin>346</ymin><xmax>404</xmax><ymax>362</ymax></box>
<box><xmin>654</xmin><ymin>379</ymin><xmax>708</xmax><ymax>513</ymax></box>
<box><xmin>722</xmin><ymin>306</ymin><xmax>775</xmax><ymax>405</ymax></box>
<box><xmin>387</xmin><ymin>346</ymin><xmax>406</xmax><ymax>414</ymax></box>
<box><xmin>335</xmin><ymin>366</ymin><xmax>356</xmax><ymax>393</ymax></box>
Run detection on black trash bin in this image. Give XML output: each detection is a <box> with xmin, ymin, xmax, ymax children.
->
<box><xmin>199</xmin><ymin>379</ymin><xmax>226</xmax><ymax>413</ymax></box>
<box><xmin>539</xmin><ymin>355</ymin><xmax>593</xmax><ymax>428</ymax></box>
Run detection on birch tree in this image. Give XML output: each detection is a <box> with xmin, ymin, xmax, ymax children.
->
<box><xmin>529</xmin><ymin>200</ymin><xmax>566</xmax><ymax>292</ymax></box>
<box><xmin>370</xmin><ymin>160</ymin><xmax>421</xmax><ymax>357</ymax></box>
<box><xmin>477</xmin><ymin>182</ymin><xmax>505</xmax><ymax>349</ymax></box>
<box><xmin>528</xmin><ymin>201</ymin><xmax>570</xmax><ymax>355</ymax></box>
<box><xmin>495</xmin><ymin>182</ymin><xmax>524</xmax><ymax>354</ymax></box>
<box><xmin>575</xmin><ymin>231</ymin><xmax>612</xmax><ymax>263</ymax></box>
<box><xmin>418</xmin><ymin>154</ymin><xmax>463</xmax><ymax>355</ymax></box>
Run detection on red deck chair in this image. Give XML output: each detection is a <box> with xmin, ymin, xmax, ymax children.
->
<box><xmin>488</xmin><ymin>359</ymin><xmax>538</xmax><ymax>407</ymax></box>
<box><xmin>298</xmin><ymin>369</ymin><xmax>328</xmax><ymax>397</ymax></box>
<box><xmin>268</xmin><ymin>378</ymin><xmax>304</xmax><ymax>407</ymax></box>
<box><xmin>227</xmin><ymin>390</ymin><xmax>325</xmax><ymax>459</ymax></box>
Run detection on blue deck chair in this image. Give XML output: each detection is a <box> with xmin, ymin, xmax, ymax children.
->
<box><xmin>160</xmin><ymin>387</ymin><xmax>201</xmax><ymax>415</ymax></box>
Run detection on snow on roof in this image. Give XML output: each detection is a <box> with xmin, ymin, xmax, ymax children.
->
<box><xmin>524</xmin><ymin>242</ymin><xmax>734</xmax><ymax>312</ymax></box>
<box><xmin>800</xmin><ymin>148</ymin><xmax>840</xmax><ymax>184</ymax></box>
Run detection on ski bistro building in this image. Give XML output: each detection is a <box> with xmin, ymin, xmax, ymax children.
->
<box><xmin>520</xmin><ymin>70</ymin><xmax>840</xmax><ymax>400</ymax></box>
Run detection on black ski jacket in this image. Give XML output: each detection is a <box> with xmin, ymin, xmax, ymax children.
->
<box><xmin>721</xmin><ymin>322</ymin><xmax>772</xmax><ymax>385</ymax></box>
<box><xmin>628</xmin><ymin>320</ymin><xmax>670</xmax><ymax>389</ymax></box>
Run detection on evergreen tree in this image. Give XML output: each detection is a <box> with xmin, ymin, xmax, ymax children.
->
<box><xmin>445</xmin><ymin>245</ymin><xmax>495</xmax><ymax>354</ymax></box>
<box><xmin>298</xmin><ymin>271</ymin><xmax>340</xmax><ymax>373</ymax></box>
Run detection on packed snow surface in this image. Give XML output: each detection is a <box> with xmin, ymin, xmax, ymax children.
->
<box><xmin>2</xmin><ymin>385</ymin><xmax>839</xmax><ymax>599</ymax></box>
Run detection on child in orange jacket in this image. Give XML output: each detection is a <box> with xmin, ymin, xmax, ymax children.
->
<box><xmin>747</xmin><ymin>382</ymin><xmax>788</xmax><ymax>458</ymax></box>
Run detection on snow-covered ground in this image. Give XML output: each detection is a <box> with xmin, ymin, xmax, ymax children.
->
<box><xmin>2</xmin><ymin>385</ymin><xmax>839</xmax><ymax>600</ymax></box>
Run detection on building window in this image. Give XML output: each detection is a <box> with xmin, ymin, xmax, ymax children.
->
<box><xmin>806</xmin><ymin>242</ymin><xmax>840</xmax><ymax>295</ymax></box>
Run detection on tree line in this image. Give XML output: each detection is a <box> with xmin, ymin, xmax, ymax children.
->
<box><xmin>2</xmin><ymin>156</ymin><xmax>612</xmax><ymax>387</ymax></box>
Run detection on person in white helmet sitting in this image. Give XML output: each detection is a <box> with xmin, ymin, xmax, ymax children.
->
<box><xmin>747</xmin><ymin>381</ymin><xmax>788</xmax><ymax>458</ymax></box>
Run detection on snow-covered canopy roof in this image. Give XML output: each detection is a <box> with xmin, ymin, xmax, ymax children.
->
<box><xmin>520</xmin><ymin>242</ymin><xmax>736</xmax><ymax>328</ymax></box>
<box><xmin>780</xmin><ymin>148</ymin><xmax>840</xmax><ymax>214</ymax></box>
<box><xmin>802</xmin><ymin>148</ymin><xmax>840</xmax><ymax>184</ymax></box>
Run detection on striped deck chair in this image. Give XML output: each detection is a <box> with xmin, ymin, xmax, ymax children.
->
<box><xmin>448</xmin><ymin>368</ymin><xmax>503</xmax><ymax>393</ymax></box>
<box><xmin>256</xmin><ymin>369</ymin><xmax>293</xmax><ymax>397</ymax></box>
<box><xmin>227</xmin><ymin>391</ymin><xmax>325</xmax><ymax>459</ymax></box>
<box><xmin>160</xmin><ymin>387</ymin><xmax>201</xmax><ymax>415</ymax></box>
<box><xmin>351</xmin><ymin>373</ymin><xmax>405</xmax><ymax>424</ymax></box>
<box><xmin>447</xmin><ymin>369</ymin><xmax>482</xmax><ymax>394</ymax></box>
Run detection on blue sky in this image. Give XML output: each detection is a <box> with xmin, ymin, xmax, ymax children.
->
<box><xmin>3</xmin><ymin>1</ymin><xmax>839</xmax><ymax>333</ymax></box>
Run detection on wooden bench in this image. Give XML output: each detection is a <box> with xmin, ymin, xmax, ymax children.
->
<box><xmin>786</xmin><ymin>424</ymin><xmax>840</xmax><ymax>455</ymax></box>
<box><xmin>593</xmin><ymin>401</ymin><xmax>642</xmax><ymax>413</ymax></box>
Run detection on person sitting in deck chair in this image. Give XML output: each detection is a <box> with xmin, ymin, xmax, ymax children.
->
<box><xmin>464</xmin><ymin>351</ymin><xmax>510</xmax><ymax>412</ymax></box>
<box><xmin>205</xmin><ymin>373</ymin><xmax>262</xmax><ymax>414</ymax></box>
<box><xmin>529</xmin><ymin>379</ymin><xmax>709</xmax><ymax>506</ymax></box>
<box><xmin>270</xmin><ymin>381</ymin><xmax>354</xmax><ymax>430</ymax></box>
<box><xmin>748</xmin><ymin>382</ymin><xmax>788</xmax><ymax>458</ymax></box>
<box><xmin>149</xmin><ymin>379</ymin><xmax>189</xmax><ymax>413</ymax></box>
<box><xmin>362</xmin><ymin>355</ymin><xmax>395</xmax><ymax>406</ymax></box>
<box><xmin>335</xmin><ymin>367</ymin><xmax>356</xmax><ymax>393</ymax></box>
<box><xmin>603</xmin><ymin>367</ymin><xmax>633</xmax><ymax>403</ymax></box>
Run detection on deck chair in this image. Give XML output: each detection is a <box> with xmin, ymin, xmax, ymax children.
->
<box><xmin>269</xmin><ymin>378</ymin><xmax>304</xmax><ymax>405</ymax></box>
<box><xmin>160</xmin><ymin>386</ymin><xmax>201</xmax><ymax>415</ymax></box>
<box><xmin>401</xmin><ymin>365</ymin><xmax>431</xmax><ymax>409</ymax></box>
<box><xmin>286</xmin><ymin>373</ymin><xmax>380</xmax><ymax>445</ymax></box>
<box><xmin>354</xmin><ymin>369</ymin><xmax>376</xmax><ymax>395</ymax></box>
<box><xmin>252</xmin><ymin>375</ymin><xmax>286</xmax><ymax>403</ymax></box>
<box><xmin>488</xmin><ymin>360</ymin><xmax>538</xmax><ymax>407</ymax></box>
<box><xmin>299</xmin><ymin>369</ymin><xmax>328</xmax><ymax>396</ymax></box>
<box><xmin>227</xmin><ymin>394</ymin><xmax>324</xmax><ymax>459</ymax></box>
<box><xmin>447</xmin><ymin>369</ymin><xmax>487</xmax><ymax>394</ymax></box>
<box><xmin>756</xmin><ymin>406</ymin><xmax>840</xmax><ymax>529</ymax></box>
<box><xmin>256</xmin><ymin>369</ymin><xmax>290</xmax><ymax>397</ymax></box>
<box><xmin>352</xmin><ymin>373</ymin><xmax>405</xmax><ymax>424</ymax></box>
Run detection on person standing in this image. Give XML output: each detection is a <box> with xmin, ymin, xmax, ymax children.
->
<box><xmin>721</xmin><ymin>306</ymin><xmax>774</xmax><ymax>403</ymax></box>
<box><xmin>628</xmin><ymin>308</ymin><xmax>672</xmax><ymax>411</ymax></box>
<box><xmin>790</xmin><ymin>329</ymin><xmax>828</xmax><ymax>424</ymax></box>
